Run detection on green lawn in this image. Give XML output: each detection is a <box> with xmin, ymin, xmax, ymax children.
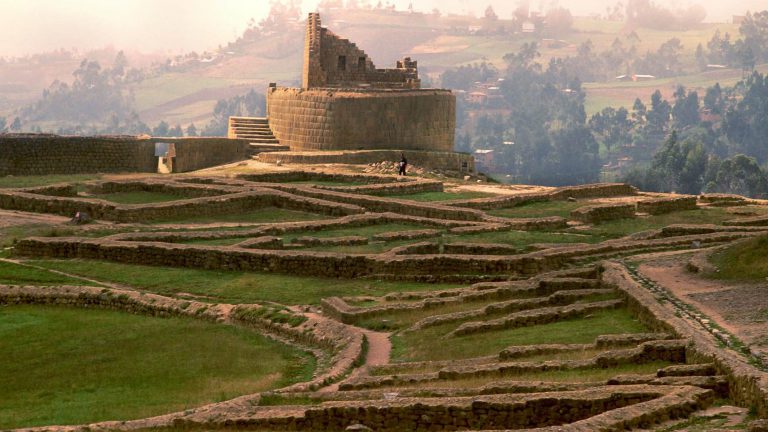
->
<box><xmin>0</xmin><ymin>174</ymin><xmax>101</xmax><ymax>189</ymax></box>
<box><xmin>446</xmin><ymin>230</ymin><xmax>598</xmax><ymax>248</ymax></box>
<box><xmin>584</xmin><ymin>207</ymin><xmax>732</xmax><ymax>239</ymax></box>
<box><xmin>151</xmin><ymin>207</ymin><xmax>330</xmax><ymax>225</ymax></box>
<box><xmin>0</xmin><ymin>260</ymin><xmax>96</xmax><ymax>286</ymax></box>
<box><xmin>0</xmin><ymin>305</ymin><xmax>314</xmax><ymax>429</ymax></box>
<box><xmin>27</xmin><ymin>259</ymin><xmax>460</xmax><ymax>305</ymax></box>
<box><xmin>90</xmin><ymin>191</ymin><xmax>186</xmax><ymax>205</ymax></box>
<box><xmin>708</xmin><ymin>234</ymin><xmax>768</xmax><ymax>281</ymax></box>
<box><xmin>488</xmin><ymin>200</ymin><xmax>585</xmax><ymax>219</ymax></box>
<box><xmin>280</xmin><ymin>223</ymin><xmax>433</xmax><ymax>243</ymax></box>
<box><xmin>391</xmin><ymin>308</ymin><xmax>649</xmax><ymax>362</ymax></box>
<box><xmin>385</xmin><ymin>191</ymin><xmax>496</xmax><ymax>202</ymax></box>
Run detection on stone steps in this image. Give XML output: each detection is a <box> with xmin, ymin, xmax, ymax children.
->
<box><xmin>227</xmin><ymin>116</ymin><xmax>281</xmax><ymax>155</ymax></box>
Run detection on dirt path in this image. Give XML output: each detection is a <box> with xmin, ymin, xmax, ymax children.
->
<box><xmin>638</xmin><ymin>255</ymin><xmax>768</xmax><ymax>360</ymax></box>
<box><xmin>0</xmin><ymin>209</ymin><xmax>72</xmax><ymax>227</ymax></box>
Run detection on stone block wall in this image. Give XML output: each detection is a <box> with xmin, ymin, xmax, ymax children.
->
<box><xmin>302</xmin><ymin>12</ymin><xmax>419</xmax><ymax>89</ymax></box>
<box><xmin>0</xmin><ymin>134</ymin><xmax>157</xmax><ymax>175</ymax></box>
<box><xmin>0</xmin><ymin>134</ymin><xmax>250</xmax><ymax>176</ymax></box>
<box><xmin>162</xmin><ymin>137</ymin><xmax>251</xmax><ymax>172</ymax></box>
<box><xmin>571</xmin><ymin>203</ymin><xmax>637</xmax><ymax>223</ymax></box>
<box><xmin>637</xmin><ymin>196</ymin><xmax>698</xmax><ymax>215</ymax></box>
<box><xmin>267</xmin><ymin>87</ymin><xmax>455</xmax><ymax>152</ymax></box>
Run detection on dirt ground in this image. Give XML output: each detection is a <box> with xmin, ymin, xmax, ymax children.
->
<box><xmin>638</xmin><ymin>252</ymin><xmax>768</xmax><ymax>360</ymax></box>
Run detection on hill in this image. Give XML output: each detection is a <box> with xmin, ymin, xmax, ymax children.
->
<box><xmin>0</xmin><ymin>8</ymin><xmax>748</xmax><ymax>129</ymax></box>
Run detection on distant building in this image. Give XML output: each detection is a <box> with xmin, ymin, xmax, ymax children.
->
<box><xmin>615</xmin><ymin>74</ymin><xmax>656</xmax><ymax>82</ymax></box>
<box><xmin>474</xmin><ymin>149</ymin><xmax>497</xmax><ymax>172</ymax></box>
<box><xmin>522</xmin><ymin>21</ymin><xmax>536</xmax><ymax>33</ymax></box>
<box><xmin>468</xmin><ymin>92</ymin><xmax>487</xmax><ymax>105</ymax></box>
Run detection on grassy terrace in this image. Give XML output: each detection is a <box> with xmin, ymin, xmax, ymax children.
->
<box><xmin>444</xmin><ymin>230</ymin><xmax>598</xmax><ymax>248</ymax></box>
<box><xmin>88</xmin><ymin>191</ymin><xmax>187</xmax><ymax>205</ymax></box>
<box><xmin>151</xmin><ymin>207</ymin><xmax>330</xmax><ymax>225</ymax></box>
<box><xmin>0</xmin><ymin>174</ymin><xmax>102</xmax><ymax>189</ymax></box>
<box><xmin>23</xmin><ymin>259</ymin><xmax>460</xmax><ymax>305</ymax></box>
<box><xmin>488</xmin><ymin>200</ymin><xmax>585</xmax><ymax>219</ymax></box>
<box><xmin>385</xmin><ymin>191</ymin><xmax>496</xmax><ymax>202</ymax></box>
<box><xmin>0</xmin><ymin>305</ymin><xmax>314</xmax><ymax>429</ymax></box>
<box><xmin>391</xmin><ymin>308</ymin><xmax>649</xmax><ymax>362</ymax></box>
<box><xmin>708</xmin><ymin>234</ymin><xmax>768</xmax><ymax>281</ymax></box>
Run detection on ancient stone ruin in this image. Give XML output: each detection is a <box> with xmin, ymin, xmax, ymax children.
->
<box><xmin>227</xmin><ymin>13</ymin><xmax>472</xmax><ymax>173</ymax></box>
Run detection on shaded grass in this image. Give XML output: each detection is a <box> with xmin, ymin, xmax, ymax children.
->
<box><xmin>380</xmin><ymin>361</ymin><xmax>672</xmax><ymax>391</ymax></box>
<box><xmin>0</xmin><ymin>260</ymin><xmax>97</xmax><ymax>286</ymax></box>
<box><xmin>386</xmin><ymin>191</ymin><xmax>496</xmax><ymax>202</ymax></box>
<box><xmin>0</xmin><ymin>174</ymin><xmax>100</xmax><ymax>189</ymax></box>
<box><xmin>391</xmin><ymin>308</ymin><xmax>649</xmax><ymax>362</ymax></box>
<box><xmin>488</xmin><ymin>200</ymin><xmax>585</xmax><ymax>219</ymax></box>
<box><xmin>446</xmin><ymin>230</ymin><xmax>598</xmax><ymax>248</ymax></box>
<box><xmin>28</xmin><ymin>259</ymin><xmax>461</xmax><ymax>305</ymax></box>
<box><xmin>151</xmin><ymin>207</ymin><xmax>330</xmax><ymax>225</ymax></box>
<box><xmin>0</xmin><ymin>305</ymin><xmax>314</xmax><ymax>429</ymax></box>
<box><xmin>91</xmin><ymin>191</ymin><xmax>185</xmax><ymax>205</ymax></box>
<box><xmin>583</xmin><ymin>207</ymin><xmax>732</xmax><ymax>239</ymax></box>
<box><xmin>280</xmin><ymin>223</ymin><xmax>434</xmax><ymax>243</ymax></box>
<box><xmin>708</xmin><ymin>234</ymin><xmax>768</xmax><ymax>281</ymax></box>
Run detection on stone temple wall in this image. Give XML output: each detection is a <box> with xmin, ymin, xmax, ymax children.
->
<box><xmin>267</xmin><ymin>87</ymin><xmax>455</xmax><ymax>152</ymax></box>
<box><xmin>0</xmin><ymin>134</ymin><xmax>250</xmax><ymax>176</ymax></box>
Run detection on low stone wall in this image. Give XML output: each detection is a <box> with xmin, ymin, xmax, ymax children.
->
<box><xmin>603</xmin><ymin>262</ymin><xmax>768</xmax><ymax>416</ymax></box>
<box><xmin>571</xmin><ymin>203</ymin><xmax>637</xmax><ymax>223</ymax></box>
<box><xmin>445</xmin><ymin>183</ymin><xmax>637</xmax><ymax>210</ymax></box>
<box><xmin>0</xmin><ymin>134</ymin><xmax>251</xmax><ymax>176</ymax></box>
<box><xmin>0</xmin><ymin>186</ymin><xmax>363</xmax><ymax>222</ymax></box>
<box><xmin>637</xmin><ymin>196</ymin><xmax>698</xmax><ymax>215</ymax></box>
<box><xmin>257</xmin><ymin>149</ymin><xmax>475</xmax><ymax>174</ymax></box>
<box><xmin>180</xmin><ymin>386</ymin><xmax>696</xmax><ymax>431</ymax></box>
<box><xmin>700</xmin><ymin>193</ymin><xmax>750</xmax><ymax>206</ymax></box>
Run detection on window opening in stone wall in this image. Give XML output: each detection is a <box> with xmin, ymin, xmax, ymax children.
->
<box><xmin>358</xmin><ymin>57</ymin><xmax>366</xmax><ymax>71</ymax></box>
<box><xmin>338</xmin><ymin>55</ymin><xmax>346</xmax><ymax>70</ymax></box>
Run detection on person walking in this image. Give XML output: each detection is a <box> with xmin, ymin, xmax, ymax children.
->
<box><xmin>399</xmin><ymin>153</ymin><xmax>408</xmax><ymax>176</ymax></box>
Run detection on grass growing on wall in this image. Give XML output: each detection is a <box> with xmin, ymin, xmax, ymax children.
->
<box><xmin>0</xmin><ymin>305</ymin><xmax>314</xmax><ymax>429</ymax></box>
<box><xmin>91</xmin><ymin>191</ymin><xmax>185</xmax><ymax>205</ymax></box>
<box><xmin>708</xmin><ymin>234</ymin><xmax>768</xmax><ymax>281</ymax></box>
<box><xmin>151</xmin><ymin>207</ymin><xmax>330</xmax><ymax>225</ymax></box>
<box><xmin>385</xmin><ymin>191</ymin><xmax>496</xmax><ymax>202</ymax></box>
<box><xmin>0</xmin><ymin>174</ymin><xmax>101</xmax><ymax>189</ymax></box>
<box><xmin>390</xmin><ymin>308</ymin><xmax>649</xmax><ymax>362</ymax></box>
<box><xmin>27</xmin><ymin>259</ymin><xmax>461</xmax><ymax>305</ymax></box>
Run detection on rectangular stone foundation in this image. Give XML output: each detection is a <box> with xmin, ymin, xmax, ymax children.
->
<box><xmin>257</xmin><ymin>150</ymin><xmax>475</xmax><ymax>174</ymax></box>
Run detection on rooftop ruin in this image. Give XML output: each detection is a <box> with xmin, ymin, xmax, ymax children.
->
<box><xmin>302</xmin><ymin>12</ymin><xmax>420</xmax><ymax>89</ymax></box>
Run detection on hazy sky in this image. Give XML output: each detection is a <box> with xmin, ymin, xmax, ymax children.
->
<box><xmin>0</xmin><ymin>0</ymin><xmax>764</xmax><ymax>57</ymax></box>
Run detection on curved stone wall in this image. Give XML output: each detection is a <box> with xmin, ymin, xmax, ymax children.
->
<box><xmin>267</xmin><ymin>87</ymin><xmax>455</xmax><ymax>152</ymax></box>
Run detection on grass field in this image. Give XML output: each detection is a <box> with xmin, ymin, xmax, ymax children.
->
<box><xmin>385</xmin><ymin>191</ymin><xmax>496</xmax><ymax>202</ymax></box>
<box><xmin>0</xmin><ymin>175</ymin><xmax>101</xmax><ymax>189</ymax></box>
<box><xmin>708</xmin><ymin>234</ymin><xmax>768</xmax><ymax>281</ymax></box>
<box><xmin>0</xmin><ymin>260</ymin><xmax>96</xmax><ymax>286</ymax></box>
<box><xmin>26</xmin><ymin>259</ymin><xmax>460</xmax><ymax>305</ymax></box>
<box><xmin>391</xmin><ymin>308</ymin><xmax>648</xmax><ymax>362</ymax></box>
<box><xmin>488</xmin><ymin>200</ymin><xmax>584</xmax><ymax>219</ymax></box>
<box><xmin>92</xmin><ymin>191</ymin><xmax>186</xmax><ymax>205</ymax></box>
<box><xmin>0</xmin><ymin>305</ymin><xmax>314</xmax><ymax>428</ymax></box>
<box><xmin>151</xmin><ymin>207</ymin><xmax>330</xmax><ymax>225</ymax></box>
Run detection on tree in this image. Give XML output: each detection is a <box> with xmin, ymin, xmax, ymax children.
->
<box><xmin>168</xmin><ymin>124</ymin><xmax>183</xmax><ymax>137</ymax></box>
<box><xmin>10</xmin><ymin>117</ymin><xmax>21</xmax><ymax>131</ymax></box>
<box><xmin>152</xmin><ymin>121</ymin><xmax>170</xmax><ymax>137</ymax></box>
<box><xmin>186</xmin><ymin>123</ymin><xmax>198</xmax><ymax>137</ymax></box>
<box><xmin>484</xmin><ymin>5</ymin><xmax>498</xmax><ymax>21</ymax></box>
<box><xmin>672</xmin><ymin>86</ymin><xmax>700</xmax><ymax>130</ymax></box>
<box><xmin>706</xmin><ymin>154</ymin><xmax>768</xmax><ymax>198</ymax></box>
<box><xmin>0</xmin><ymin>117</ymin><xmax>6</xmax><ymax>133</ymax></box>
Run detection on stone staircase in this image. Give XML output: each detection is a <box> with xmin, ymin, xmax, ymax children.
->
<box><xmin>227</xmin><ymin>116</ymin><xmax>288</xmax><ymax>156</ymax></box>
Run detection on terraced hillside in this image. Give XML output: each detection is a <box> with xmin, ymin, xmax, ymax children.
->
<box><xmin>0</xmin><ymin>168</ymin><xmax>767</xmax><ymax>431</ymax></box>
